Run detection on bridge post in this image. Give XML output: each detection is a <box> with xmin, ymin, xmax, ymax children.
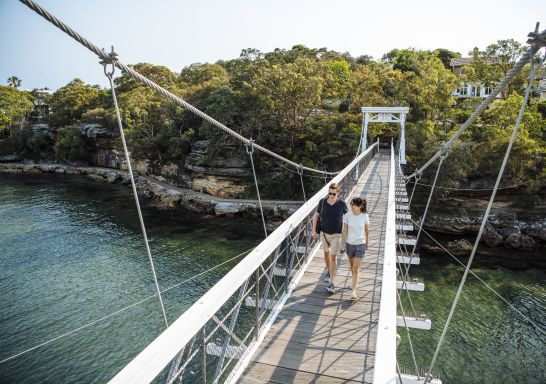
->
<box><xmin>361</xmin><ymin>112</ymin><xmax>369</xmax><ymax>154</ymax></box>
<box><xmin>400</xmin><ymin>113</ymin><xmax>406</xmax><ymax>165</ymax></box>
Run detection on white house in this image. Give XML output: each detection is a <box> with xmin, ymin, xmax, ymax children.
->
<box><xmin>449</xmin><ymin>57</ymin><xmax>495</xmax><ymax>99</ymax></box>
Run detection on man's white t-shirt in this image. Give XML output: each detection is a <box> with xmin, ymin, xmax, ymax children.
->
<box><xmin>343</xmin><ymin>211</ymin><xmax>370</xmax><ymax>245</ymax></box>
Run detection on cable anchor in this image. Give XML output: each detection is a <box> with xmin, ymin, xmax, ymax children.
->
<box><xmin>100</xmin><ymin>46</ymin><xmax>118</xmax><ymax>77</ymax></box>
<box><xmin>245</xmin><ymin>138</ymin><xmax>255</xmax><ymax>155</ymax></box>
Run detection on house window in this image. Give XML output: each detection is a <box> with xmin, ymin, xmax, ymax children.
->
<box><xmin>458</xmin><ymin>84</ymin><xmax>469</xmax><ymax>96</ymax></box>
<box><xmin>484</xmin><ymin>87</ymin><xmax>492</xmax><ymax>95</ymax></box>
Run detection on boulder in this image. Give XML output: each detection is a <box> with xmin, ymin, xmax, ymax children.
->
<box><xmin>86</xmin><ymin>173</ymin><xmax>105</xmax><ymax>183</ymax></box>
<box><xmin>214</xmin><ymin>202</ymin><xmax>243</xmax><ymax>216</ymax></box>
<box><xmin>482</xmin><ymin>223</ymin><xmax>504</xmax><ymax>247</ymax></box>
<box><xmin>506</xmin><ymin>233</ymin><xmax>538</xmax><ymax>251</ymax></box>
<box><xmin>0</xmin><ymin>154</ymin><xmax>21</xmax><ymax>162</ymax></box>
<box><xmin>447</xmin><ymin>239</ymin><xmax>473</xmax><ymax>255</ymax></box>
<box><xmin>522</xmin><ymin>222</ymin><xmax>546</xmax><ymax>241</ymax></box>
<box><xmin>105</xmin><ymin>172</ymin><xmax>120</xmax><ymax>183</ymax></box>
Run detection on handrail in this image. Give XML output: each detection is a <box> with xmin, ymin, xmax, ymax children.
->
<box><xmin>373</xmin><ymin>142</ymin><xmax>398</xmax><ymax>383</ymax></box>
<box><xmin>109</xmin><ymin>142</ymin><xmax>379</xmax><ymax>384</ymax></box>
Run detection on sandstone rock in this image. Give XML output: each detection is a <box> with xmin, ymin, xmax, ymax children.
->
<box><xmin>121</xmin><ymin>175</ymin><xmax>131</xmax><ymax>184</ymax></box>
<box><xmin>0</xmin><ymin>154</ymin><xmax>21</xmax><ymax>162</ymax></box>
<box><xmin>506</xmin><ymin>233</ymin><xmax>537</xmax><ymax>251</ymax></box>
<box><xmin>214</xmin><ymin>202</ymin><xmax>243</xmax><ymax>216</ymax></box>
<box><xmin>86</xmin><ymin>174</ymin><xmax>105</xmax><ymax>183</ymax></box>
<box><xmin>158</xmin><ymin>193</ymin><xmax>181</xmax><ymax>209</ymax></box>
<box><xmin>447</xmin><ymin>239</ymin><xmax>473</xmax><ymax>255</ymax></box>
<box><xmin>522</xmin><ymin>222</ymin><xmax>546</xmax><ymax>241</ymax></box>
<box><xmin>483</xmin><ymin>223</ymin><xmax>504</xmax><ymax>247</ymax></box>
<box><xmin>105</xmin><ymin>172</ymin><xmax>120</xmax><ymax>183</ymax></box>
<box><xmin>243</xmin><ymin>211</ymin><xmax>260</xmax><ymax>219</ymax></box>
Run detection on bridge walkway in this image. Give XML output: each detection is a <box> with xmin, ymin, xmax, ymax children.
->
<box><xmin>239</xmin><ymin>149</ymin><xmax>391</xmax><ymax>383</ymax></box>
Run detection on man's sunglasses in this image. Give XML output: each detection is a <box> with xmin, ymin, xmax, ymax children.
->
<box><xmin>329</xmin><ymin>192</ymin><xmax>337</xmax><ymax>196</ymax></box>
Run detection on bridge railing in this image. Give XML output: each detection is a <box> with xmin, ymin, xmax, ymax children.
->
<box><xmin>373</xmin><ymin>142</ymin><xmax>397</xmax><ymax>383</ymax></box>
<box><xmin>109</xmin><ymin>142</ymin><xmax>379</xmax><ymax>384</ymax></box>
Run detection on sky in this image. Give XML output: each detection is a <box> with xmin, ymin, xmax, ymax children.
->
<box><xmin>1</xmin><ymin>0</ymin><xmax>545</xmax><ymax>91</ymax></box>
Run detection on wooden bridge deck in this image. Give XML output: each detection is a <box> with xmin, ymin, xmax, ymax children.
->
<box><xmin>239</xmin><ymin>150</ymin><xmax>391</xmax><ymax>384</ymax></box>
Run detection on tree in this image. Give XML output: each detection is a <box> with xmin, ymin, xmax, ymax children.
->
<box><xmin>0</xmin><ymin>85</ymin><xmax>34</xmax><ymax>137</ymax></box>
<box><xmin>54</xmin><ymin>126</ymin><xmax>88</xmax><ymax>162</ymax></box>
<box><xmin>465</xmin><ymin>39</ymin><xmax>527</xmax><ymax>99</ymax></box>
<box><xmin>252</xmin><ymin>57</ymin><xmax>327</xmax><ymax>130</ymax></box>
<box><xmin>7</xmin><ymin>76</ymin><xmax>22</xmax><ymax>88</ymax></box>
<box><xmin>382</xmin><ymin>48</ymin><xmax>425</xmax><ymax>74</ymax></box>
<box><xmin>433</xmin><ymin>48</ymin><xmax>461</xmax><ymax>69</ymax></box>
<box><xmin>48</xmin><ymin>79</ymin><xmax>101</xmax><ymax>127</ymax></box>
<box><xmin>347</xmin><ymin>63</ymin><xmax>386</xmax><ymax>112</ymax></box>
<box><xmin>114</xmin><ymin>63</ymin><xmax>177</xmax><ymax>93</ymax></box>
<box><xmin>323</xmin><ymin>59</ymin><xmax>351</xmax><ymax>101</ymax></box>
<box><xmin>417</xmin><ymin>56</ymin><xmax>457</xmax><ymax>121</ymax></box>
<box><xmin>178</xmin><ymin>63</ymin><xmax>229</xmax><ymax>103</ymax></box>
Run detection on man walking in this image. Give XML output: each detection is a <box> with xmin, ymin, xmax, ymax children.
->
<box><xmin>311</xmin><ymin>182</ymin><xmax>348</xmax><ymax>293</ymax></box>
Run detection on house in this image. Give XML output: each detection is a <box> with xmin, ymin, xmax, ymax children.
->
<box><xmin>32</xmin><ymin>88</ymin><xmax>53</xmax><ymax>119</ymax></box>
<box><xmin>449</xmin><ymin>57</ymin><xmax>495</xmax><ymax>99</ymax></box>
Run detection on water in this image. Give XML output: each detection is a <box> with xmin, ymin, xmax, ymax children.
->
<box><xmin>1</xmin><ymin>175</ymin><xmax>545</xmax><ymax>383</ymax></box>
<box><xmin>398</xmin><ymin>258</ymin><xmax>546</xmax><ymax>383</ymax></box>
<box><xmin>0</xmin><ymin>174</ymin><xmax>261</xmax><ymax>383</ymax></box>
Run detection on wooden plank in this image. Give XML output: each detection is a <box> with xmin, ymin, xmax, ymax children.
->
<box><xmin>239</xmin><ymin>363</ymin><xmax>367</xmax><ymax>384</ymax></box>
<box><xmin>252</xmin><ymin>337</ymin><xmax>376</xmax><ymax>382</ymax></box>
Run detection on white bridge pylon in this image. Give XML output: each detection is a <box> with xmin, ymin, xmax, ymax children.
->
<box><xmin>361</xmin><ymin>107</ymin><xmax>409</xmax><ymax>165</ymax></box>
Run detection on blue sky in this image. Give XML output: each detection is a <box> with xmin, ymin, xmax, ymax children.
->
<box><xmin>1</xmin><ymin>0</ymin><xmax>545</xmax><ymax>90</ymax></box>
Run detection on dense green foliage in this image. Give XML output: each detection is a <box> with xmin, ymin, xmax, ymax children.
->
<box><xmin>0</xmin><ymin>85</ymin><xmax>34</xmax><ymax>137</ymax></box>
<box><xmin>54</xmin><ymin>126</ymin><xmax>88</xmax><ymax>162</ymax></box>
<box><xmin>47</xmin><ymin>79</ymin><xmax>102</xmax><ymax>127</ymax></box>
<box><xmin>1</xmin><ymin>41</ymin><xmax>545</xmax><ymax>196</ymax></box>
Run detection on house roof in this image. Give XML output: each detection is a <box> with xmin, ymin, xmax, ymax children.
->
<box><xmin>450</xmin><ymin>57</ymin><xmax>474</xmax><ymax>67</ymax></box>
<box><xmin>537</xmin><ymin>70</ymin><xmax>546</xmax><ymax>80</ymax></box>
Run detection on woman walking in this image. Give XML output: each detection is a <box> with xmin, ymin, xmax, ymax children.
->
<box><xmin>340</xmin><ymin>197</ymin><xmax>370</xmax><ymax>300</ymax></box>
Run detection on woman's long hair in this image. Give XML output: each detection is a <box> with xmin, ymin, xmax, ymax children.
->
<box><xmin>351</xmin><ymin>197</ymin><xmax>367</xmax><ymax>213</ymax></box>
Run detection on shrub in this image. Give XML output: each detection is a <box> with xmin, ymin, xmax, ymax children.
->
<box><xmin>54</xmin><ymin>126</ymin><xmax>88</xmax><ymax>162</ymax></box>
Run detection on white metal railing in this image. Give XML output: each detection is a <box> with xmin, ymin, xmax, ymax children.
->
<box><xmin>373</xmin><ymin>142</ymin><xmax>398</xmax><ymax>383</ymax></box>
<box><xmin>108</xmin><ymin>142</ymin><xmax>379</xmax><ymax>384</ymax></box>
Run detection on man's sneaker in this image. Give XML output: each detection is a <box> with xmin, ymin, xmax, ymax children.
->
<box><xmin>351</xmin><ymin>291</ymin><xmax>358</xmax><ymax>300</ymax></box>
<box><xmin>326</xmin><ymin>282</ymin><xmax>335</xmax><ymax>293</ymax></box>
<box><xmin>324</xmin><ymin>271</ymin><xmax>331</xmax><ymax>284</ymax></box>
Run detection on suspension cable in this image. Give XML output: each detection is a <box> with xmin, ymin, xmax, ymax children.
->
<box><xmin>410</xmin><ymin>219</ymin><xmax>546</xmax><ymax>338</ymax></box>
<box><xmin>19</xmin><ymin>0</ymin><xmax>338</xmax><ymax>177</ymax></box>
<box><xmin>406</xmin><ymin>24</ymin><xmax>546</xmax><ymax>181</ymax></box>
<box><xmin>423</xmin><ymin>52</ymin><xmax>544</xmax><ymax>384</ymax></box>
<box><xmin>246</xmin><ymin>140</ymin><xmax>268</xmax><ymax>238</ymax></box>
<box><xmin>0</xmin><ymin>247</ymin><xmax>254</xmax><ymax>365</ymax></box>
<box><xmin>104</xmin><ymin>61</ymin><xmax>169</xmax><ymax>329</ymax></box>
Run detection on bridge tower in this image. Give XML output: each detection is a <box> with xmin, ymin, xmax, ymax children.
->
<box><xmin>360</xmin><ymin>107</ymin><xmax>409</xmax><ymax>164</ymax></box>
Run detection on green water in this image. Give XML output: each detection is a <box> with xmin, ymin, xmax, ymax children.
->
<box><xmin>398</xmin><ymin>259</ymin><xmax>546</xmax><ymax>383</ymax></box>
<box><xmin>0</xmin><ymin>174</ymin><xmax>261</xmax><ymax>383</ymax></box>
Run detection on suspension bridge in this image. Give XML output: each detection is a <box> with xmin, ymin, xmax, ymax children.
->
<box><xmin>6</xmin><ymin>1</ymin><xmax>546</xmax><ymax>383</ymax></box>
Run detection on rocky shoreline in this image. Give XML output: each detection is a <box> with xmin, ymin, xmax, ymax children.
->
<box><xmin>0</xmin><ymin>162</ymin><xmax>302</xmax><ymax>230</ymax></box>
<box><xmin>410</xmin><ymin>191</ymin><xmax>546</xmax><ymax>269</ymax></box>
